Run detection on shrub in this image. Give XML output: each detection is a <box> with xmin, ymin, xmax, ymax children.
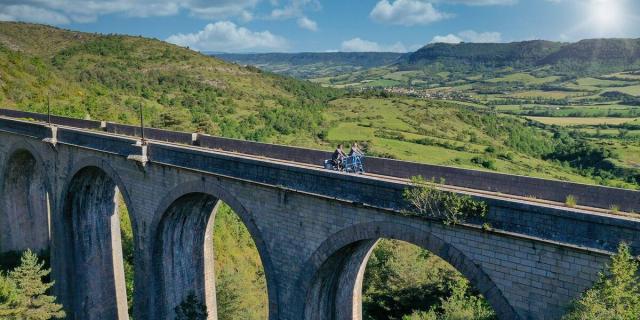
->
<box><xmin>565</xmin><ymin>195</ymin><xmax>577</xmax><ymax>208</ymax></box>
<box><xmin>610</xmin><ymin>204</ymin><xmax>620</xmax><ymax>214</ymax></box>
<box><xmin>403</xmin><ymin>176</ymin><xmax>488</xmax><ymax>225</ymax></box>
<box><xmin>471</xmin><ymin>156</ymin><xmax>497</xmax><ymax>171</ymax></box>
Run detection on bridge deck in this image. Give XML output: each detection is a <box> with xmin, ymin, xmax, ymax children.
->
<box><xmin>0</xmin><ymin>110</ymin><xmax>638</xmax><ymax>219</ymax></box>
<box><xmin>169</xmin><ymin>137</ymin><xmax>636</xmax><ymax>218</ymax></box>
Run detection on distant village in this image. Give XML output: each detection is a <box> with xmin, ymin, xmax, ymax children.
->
<box><xmin>374</xmin><ymin>86</ymin><xmax>474</xmax><ymax>101</ymax></box>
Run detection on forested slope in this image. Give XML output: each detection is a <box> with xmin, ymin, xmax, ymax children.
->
<box><xmin>0</xmin><ymin>21</ymin><xmax>338</xmax><ymax>145</ymax></box>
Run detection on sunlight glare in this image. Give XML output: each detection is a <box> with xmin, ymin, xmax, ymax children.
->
<box><xmin>587</xmin><ymin>0</ymin><xmax>626</xmax><ymax>34</ymax></box>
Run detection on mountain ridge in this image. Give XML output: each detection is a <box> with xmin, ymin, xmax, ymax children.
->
<box><xmin>217</xmin><ymin>38</ymin><xmax>640</xmax><ymax>80</ymax></box>
<box><xmin>215</xmin><ymin>52</ymin><xmax>403</xmax><ymax>79</ymax></box>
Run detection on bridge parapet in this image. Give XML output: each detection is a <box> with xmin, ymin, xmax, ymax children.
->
<box><xmin>1</xmin><ymin>108</ymin><xmax>637</xmax><ymax>213</ymax></box>
<box><xmin>1</xmin><ymin>114</ymin><xmax>639</xmax><ymax>256</ymax></box>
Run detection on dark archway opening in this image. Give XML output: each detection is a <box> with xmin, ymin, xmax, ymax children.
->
<box><xmin>306</xmin><ymin>237</ymin><xmax>498</xmax><ymax>320</ymax></box>
<box><xmin>362</xmin><ymin>239</ymin><xmax>496</xmax><ymax>320</ymax></box>
<box><xmin>155</xmin><ymin>193</ymin><xmax>268</xmax><ymax>319</ymax></box>
<box><xmin>0</xmin><ymin>149</ymin><xmax>50</xmax><ymax>256</ymax></box>
<box><xmin>62</xmin><ymin>166</ymin><xmax>131</xmax><ymax>319</ymax></box>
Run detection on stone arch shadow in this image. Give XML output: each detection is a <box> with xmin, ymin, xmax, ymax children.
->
<box><xmin>0</xmin><ymin>139</ymin><xmax>53</xmax><ymax>254</ymax></box>
<box><xmin>151</xmin><ymin>180</ymin><xmax>279</xmax><ymax>320</ymax></box>
<box><xmin>57</xmin><ymin>156</ymin><xmax>138</xmax><ymax>320</ymax></box>
<box><xmin>297</xmin><ymin>221</ymin><xmax>519</xmax><ymax>320</ymax></box>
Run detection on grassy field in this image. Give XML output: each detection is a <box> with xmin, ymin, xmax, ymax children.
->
<box><xmin>603</xmin><ymin>84</ymin><xmax>640</xmax><ymax>96</ymax></box>
<box><xmin>497</xmin><ymin>104</ymin><xmax>640</xmax><ymax>118</ymax></box>
<box><xmin>486</xmin><ymin>73</ymin><xmax>560</xmax><ymax>84</ymax></box>
<box><xmin>507</xmin><ymin>90</ymin><xmax>587</xmax><ymax>99</ymax></box>
<box><xmin>319</xmin><ymin>97</ymin><xmax>622</xmax><ymax>185</ymax></box>
<box><xmin>527</xmin><ymin>116</ymin><xmax>639</xmax><ymax>126</ymax></box>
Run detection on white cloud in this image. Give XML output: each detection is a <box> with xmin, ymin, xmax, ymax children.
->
<box><xmin>431</xmin><ymin>30</ymin><xmax>502</xmax><ymax>43</ymax></box>
<box><xmin>239</xmin><ymin>10</ymin><xmax>254</xmax><ymax>22</ymax></box>
<box><xmin>370</xmin><ymin>0</ymin><xmax>451</xmax><ymax>26</ymax></box>
<box><xmin>431</xmin><ymin>34</ymin><xmax>463</xmax><ymax>43</ymax></box>
<box><xmin>436</xmin><ymin>0</ymin><xmax>517</xmax><ymax>5</ymax></box>
<box><xmin>269</xmin><ymin>0</ymin><xmax>320</xmax><ymax>19</ymax></box>
<box><xmin>340</xmin><ymin>37</ymin><xmax>409</xmax><ymax>52</ymax></box>
<box><xmin>297</xmin><ymin>16</ymin><xmax>318</xmax><ymax>31</ymax></box>
<box><xmin>269</xmin><ymin>0</ymin><xmax>321</xmax><ymax>31</ymax></box>
<box><xmin>0</xmin><ymin>0</ymin><xmax>260</xmax><ymax>25</ymax></box>
<box><xmin>458</xmin><ymin>30</ymin><xmax>502</xmax><ymax>42</ymax></box>
<box><xmin>166</xmin><ymin>21</ymin><xmax>288</xmax><ymax>52</ymax></box>
<box><xmin>0</xmin><ymin>4</ymin><xmax>71</xmax><ymax>25</ymax></box>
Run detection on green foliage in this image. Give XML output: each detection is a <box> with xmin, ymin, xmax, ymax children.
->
<box><xmin>402</xmin><ymin>278</ymin><xmax>496</xmax><ymax>320</ymax></box>
<box><xmin>565</xmin><ymin>195</ymin><xmax>577</xmax><ymax>208</ymax></box>
<box><xmin>215</xmin><ymin>270</ymin><xmax>242</xmax><ymax>319</ymax></box>
<box><xmin>363</xmin><ymin>240</ymin><xmax>496</xmax><ymax>320</ymax></box>
<box><xmin>403</xmin><ymin>176</ymin><xmax>488</xmax><ymax>225</ymax></box>
<box><xmin>0</xmin><ymin>250</ymin><xmax>65</xmax><ymax>319</ymax></box>
<box><xmin>363</xmin><ymin>240</ymin><xmax>462</xmax><ymax>319</ymax></box>
<box><xmin>0</xmin><ymin>21</ymin><xmax>340</xmax><ymax>145</ymax></box>
<box><xmin>563</xmin><ymin>243</ymin><xmax>640</xmax><ymax>320</ymax></box>
<box><xmin>0</xmin><ymin>273</ymin><xmax>23</xmax><ymax>318</ymax></box>
<box><xmin>213</xmin><ymin>203</ymin><xmax>268</xmax><ymax>319</ymax></box>
<box><xmin>471</xmin><ymin>156</ymin><xmax>497</xmax><ymax>170</ymax></box>
<box><xmin>174</xmin><ymin>292</ymin><xmax>208</xmax><ymax>320</ymax></box>
<box><xmin>431</xmin><ymin>278</ymin><xmax>496</xmax><ymax>320</ymax></box>
<box><xmin>610</xmin><ymin>204</ymin><xmax>620</xmax><ymax>214</ymax></box>
<box><xmin>216</xmin><ymin>52</ymin><xmax>402</xmax><ymax>79</ymax></box>
<box><xmin>118</xmin><ymin>195</ymin><xmax>135</xmax><ymax>317</ymax></box>
<box><xmin>546</xmin><ymin>132</ymin><xmax>618</xmax><ymax>170</ymax></box>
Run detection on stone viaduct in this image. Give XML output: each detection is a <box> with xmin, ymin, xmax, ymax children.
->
<box><xmin>0</xmin><ymin>109</ymin><xmax>639</xmax><ymax>320</ymax></box>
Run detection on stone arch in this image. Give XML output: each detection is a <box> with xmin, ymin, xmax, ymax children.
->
<box><xmin>299</xmin><ymin>221</ymin><xmax>519</xmax><ymax>320</ymax></box>
<box><xmin>152</xmin><ymin>180</ymin><xmax>278</xmax><ymax>319</ymax></box>
<box><xmin>0</xmin><ymin>141</ymin><xmax>51</xmax><ymax>253</ymax></box>
<box><xmin>59</xmin><ymin>160</ymin><xmax>135</xmax><ymax>320</ymax></box>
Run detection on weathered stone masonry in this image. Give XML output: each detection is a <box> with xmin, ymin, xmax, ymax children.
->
<box><xmin>0</xmin><ymin>114</ymin><xmax>639</xmax><ymax>320</ymax></box>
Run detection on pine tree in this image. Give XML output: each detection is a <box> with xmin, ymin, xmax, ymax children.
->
<box><xmin>175</xmin><ymin>292</ymin><xmax>208</xmax><ymax>320</ymax></box>
<box><xmin>8</xmin><ymin>250</ymin><xmax>65</xmax><ymax>320</ymax></box>
<box><xmin>0</xmin><ymin>272</ymin><xmax>24</xmax><ymax>317</ymax></box>
<box><xmin>564</xmin><ymin>242</ymin><xmax>640</xmax><ymax>320</ymax></box>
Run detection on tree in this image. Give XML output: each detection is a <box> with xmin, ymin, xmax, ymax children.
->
<box><xmin>8</xmin><ymin>250</ymin><xmax>65</xmax><ymax>320</ymax></box>
<box><xmin>215</xmin><ymin>270</ymin><xmax>243</xmax><ymax>320</ymax></box>
<box><xmin>0</xmin><ymin>250</ymin><xmax>65</xmax><ymax>320</ymax></box>
<box><xmin>175</xmin><ymin>292</ymin><xmax>208</xmax><ymax>320</ymax></box>
<box><xmin>0</xmin><ymin>272</ymin><xmax>23</xmax><ymax>317</ymax></box>
<box><xmin>402</xmin><ymin>278</ymin><xmax>495</xmax><ymax>320</ymax></box>
<box><xmin>563</xmin><ymin>242</ymin><xmax>640</xmax><ymax>320</ymax></box>
<box><xmin>435</xmin><ymin>278</ymin><xmax>496</xmax><ymax>320</ymax></box>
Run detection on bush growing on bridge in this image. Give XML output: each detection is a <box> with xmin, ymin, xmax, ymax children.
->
<box><xmin>403</xmin><ymin>176</ymin><xmax>488</xmax><ymax>226</ymax></box>
<box><xmin>563</xmin><ymin>242</ymin><xmax>640</xmax><ymax>320</ymax></box>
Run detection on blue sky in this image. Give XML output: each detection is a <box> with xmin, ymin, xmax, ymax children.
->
<box><xmin>1</xmin><ymin>0</ymin><xmax>639</xmax><ymax>53</ymax></box>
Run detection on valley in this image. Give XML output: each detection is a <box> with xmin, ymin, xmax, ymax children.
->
<box><xmin>0</xmin><ymin>21</ymin><xmax>639</xmax><ymax>320</ymax></box>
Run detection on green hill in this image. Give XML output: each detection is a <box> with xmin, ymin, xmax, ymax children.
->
<box><xmin>215</xmin><ymin>52</ymin><xmax>403</xmax><ymax>79</ymax></box>
<box><xmin>403</xmin><ymin>39</ymin><xmax>640</xmax><ymax>70</ymax></box>
<box><xmin>402</xmin><ymin>40</ymin><xmax>563</xmax><ymax>70</ymax></box>
<box><xmin>0</xmin><ymin>21</ymin><xmax>338</xmax><ymax>144</ymax></box>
